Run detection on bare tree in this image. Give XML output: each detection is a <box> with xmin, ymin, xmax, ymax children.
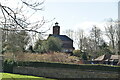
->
<box><xmin>90</xmin><ymin>25</ymin><xmax>103</xmax><ymax>51</ymax></box>
<box><xmin>115</xmin><ymin>20</ymin><xmax>120</xmax><ymax>54</ymax></box>
<box><xmin>63</xmin><ymin>29</ymin><xmax>74</xmax><ymax>40</ymax></box>
<box><xmin>74</xmin><ymin>29</ymin><xmax>85</xmax><ymax>51</ymax></box>
<box><xmin>0</xmin><ymin>0</ymin><xmax>53</xmax><ymax>39</ymax></box>
<box><xmin>105</xmin><ymin>19</ymin><xmax>116</xmax><ymax>53</ymax></box>
<box><xmin>0</xmin><ymin>0</ymin><xmax>54</xmax><ymax>53</ymax></box>
<box><xmin>118</xmin><ymin>26</ymin><xmax>120</xmax><ymax>54</ymax></box>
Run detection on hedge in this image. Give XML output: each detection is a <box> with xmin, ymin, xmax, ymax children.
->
<box><xmin>3</xmin><ymin>59</ymin><xmax>17</xmax><ymax>72</ymax></box>
<box><xmin>18</xmin><ymin>61</ymin><xmax>120</xmax><ymax>72</ymax></box>
<box><xmin>3</xmin><ymin>60</ymin><xmax>120</xmax><ymax>73</ymax></box>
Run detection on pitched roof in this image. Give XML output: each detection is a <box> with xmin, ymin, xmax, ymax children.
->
<box><xmin>49</xmin><ymin>34</ymin><xmax>73</xmax><ymax>41</ymax></box>
<box><xmin>94</xmin><ymin>55</ymin><xmax>105</xmax><ymax>61</ymax></box>
<box><xmin>110</xmin><ymin>55</ymin><xmax>120</xmax><ymax>60</ymax></box>
<box><xmin>94</xmin><ymin>54</ymin><xmax>120</xmax><ymax>61</ymax></box>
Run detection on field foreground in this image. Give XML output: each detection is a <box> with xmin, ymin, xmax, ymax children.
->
<box><xmin>0</xmin><ymin>73</ymin><xmax>56</xmax><ymax>80</ymax></box>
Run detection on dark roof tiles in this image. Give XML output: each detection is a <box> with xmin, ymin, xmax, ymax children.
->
<box><xmin>49</xmin><ymin>34</ymin><xmax>73</xmax><ymax>41</ymax></box>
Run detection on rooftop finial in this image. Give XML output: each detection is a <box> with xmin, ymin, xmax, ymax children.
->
<box><xmin>55</xmin><ymin>22</ymin><xmax>58</xmax><ymax>26</ymax></box>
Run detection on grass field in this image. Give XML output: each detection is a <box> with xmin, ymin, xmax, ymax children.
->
<box><xmin>0</xmin><ymin>73</ymin><xmax>56</xmax><ymax>80</ymax></box>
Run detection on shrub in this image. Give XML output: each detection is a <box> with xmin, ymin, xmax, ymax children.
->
<box><xmin>3</xmin><ymin>59</ymin><xmax>16</xmax><ymax>72</ymax></box>
<box><xmin>73</xmin><ymin>50</ymin><xmax>88</xmax><ymax>60</ymax></box>
<box><xmin>4</xmin><ymin>52</ymin><xmax>80</xmax><ymax>64</ymax></box>
<box><xmin>73</xmin><ymin>50</ymin><xmax>81</xmax><ymax>57</ymax></box>
<box><xmin>82</xmin><ymin>52</ymin><xmax>88</xmax><ymax>60</ymax></box>
<box><xmin>34</xmin><ymin>37</ymin><xmax>62</xmax><ymax>53</ymax></box>
<box><xmin>45</xmin><ymin>37</ymin><xmax>62</xmax><ymax>52</ymax></box>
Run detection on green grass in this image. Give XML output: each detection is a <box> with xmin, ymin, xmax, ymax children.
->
<box><xmin>0</xmin><ymin>73</ymin><xmax>56</xmax><ymax>80</ymax></box>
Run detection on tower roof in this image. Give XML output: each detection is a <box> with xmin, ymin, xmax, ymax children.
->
<box><xmin>55</xmin><ymin>22</ymin><xmax>59</xmax><ymax>26</ymax></box>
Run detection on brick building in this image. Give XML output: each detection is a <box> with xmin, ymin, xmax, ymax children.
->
<box><xmin>48</xmin><ymin>22</ymin><xmax>74</xmax><ymax>53</ymax></box>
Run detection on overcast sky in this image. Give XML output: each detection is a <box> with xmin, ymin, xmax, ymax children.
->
<box><xmin>42</xmin><ymin>0</ymin><xmax>118</xmax><ymax>35</ymax></box>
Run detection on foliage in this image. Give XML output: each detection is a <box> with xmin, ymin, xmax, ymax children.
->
<box><xmin>89</xmin><ymin>26</ymin><xmax>104</xmax><ymax>57</ymax></box>
<box><xmin>73</xmin><ymin>50</ymin><xmax>82</xmax><ymax>57</ymax></box>
<box><xmin>2</xmin><ymin>31</ymin><xmax>30</xmax><ymax>53</ymax></box>
<box><xmin>98</xmin><ymin>42</ymin><xmax>113</xmax><ymax>55</ymax></box>
<box><xmin>4</xmin><ymin>52</ymin><xmax>80</xmax><ymax>64</ymax></box>
<box><xmin>34</xmin><ymin>39</ymin><xmax>43</xmax><ymax>52</ymax></box>
<box><xmin>3</xmin><ymin>59</ymin><xmax>16</xmax><ymax>73</ymax></box>
<box><xmin>73</xmin><ymin>50</ymin><xmax>88</xmax><ymax>60</ymax></box>
<box><xmin>3</xmin><ymin>55</ymin><xmax>120</xmax><ymax>74</ymax></box>
<box><xmin>14</xmin><ymin>61</ymin><xmax>120</xmax><ymax>72</ymax></box>
<box><xmin>34</xmin><ymin>40</ymin><xmax>48</xmax><ymax>53</ymax></box>
<box><xmin>34</xmin><ymin>37</ymin><xmax>62</xmax><ymax>53</ymax></box>
<box><xmin>47</xmin><ymin>37</ymin><xmax>62</xmax><ymax>52</ymax></box>
<box><xmin>81</xmin><ymin>52</ymin><xmax>88</xmax><ymax>60</ymax></box>
<box><xmin>0</xmin><ymin>0</ymin><xmax>52</xmax><ymax>54</ymax></box>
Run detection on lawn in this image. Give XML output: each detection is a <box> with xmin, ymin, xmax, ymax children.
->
<box><xmin>0</xmin><ymin>73</ymin><xmax>56</xmax><ymax>80</ymax></box>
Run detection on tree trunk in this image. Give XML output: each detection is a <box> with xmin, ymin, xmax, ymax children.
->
<box><xmin>112</xmin><ymin>39</ymin><xmax>115</xmax><ymax>49</ymax></box>
<box><xmin>118</xmin><ymin>41</ymin><xmax>120</xmax><ymax>55</ymax></box>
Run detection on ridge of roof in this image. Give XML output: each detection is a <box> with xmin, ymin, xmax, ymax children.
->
<box><xmin>49</xmin><ymin>34</ymin><xmax>73</xmax><ymax>41</ymax></box>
